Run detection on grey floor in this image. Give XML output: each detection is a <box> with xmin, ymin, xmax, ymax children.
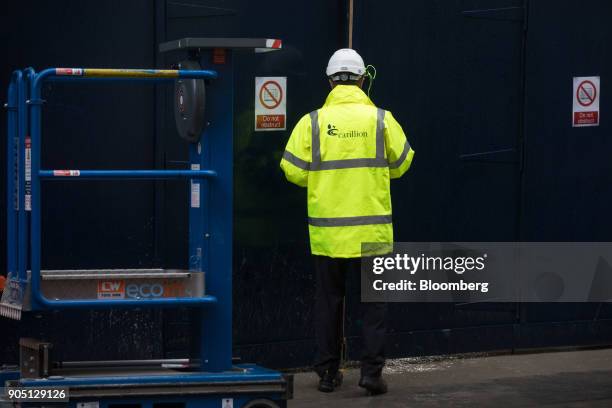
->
<box><xmin>290</xmin><ymin>348</ymin><xmax>612</xmax><ymax>407</ymax></box>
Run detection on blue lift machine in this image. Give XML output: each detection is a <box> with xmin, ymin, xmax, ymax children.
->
<box><xmin>1</xmin><ymin>38</ymin><xmax>292</xmax><ymax>408</ymax></box>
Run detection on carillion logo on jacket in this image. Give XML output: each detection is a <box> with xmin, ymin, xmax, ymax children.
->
<box><xmin>326</xmin><ymin>123</ymin><xmax>368</xmax><ymax>138</ymax></box>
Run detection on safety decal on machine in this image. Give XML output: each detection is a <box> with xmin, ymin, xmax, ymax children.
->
<box><xmin>76</xmin><ymin>402</ymin><xmax>99</xmax><ymax>408</ymax></box>
<box><xmin>573</xmin><ymin>76</ymin><xmax>600</xmax><ymax>127</ymax></box>
<box><xmin>53</xmin><ymin>170</ymin><xmax>81</xmax><ymax>177</ymax></box>
<box><xmin>255</xmin><ymin>76</ymin><xmax>287</xmax><ymax>131</ymax></box>
<box><xmin>97</xmin><ymin>280</ymin><xmax>125</xmax><ymax>299</ymax></box>
<box><xmin>24</xmin><ymin>137</ymin><xmax>31</xmax><ymax>211</ymax></box>
<box><xmin>12</xmin><ymin>136</ymin><xmax>19</xmax><ymax>210</ymax></box>
<box><xmin>191</xmin><ymin>163</ymin><xmax>201</xmax><ymax>208</ymax></box>
<box><xmin>55</xmin><ymin>68</ymin><xmax>83</xmax><ymax>76</ymax></box>
<box><xmin>265</xmin><ymin>39</ymin><xmax>282</xmax><ymax>49</ymax></box>
<box><xmin>222</xmin><ymin>398</ymin><xmax>234</xmax><ymax>408</ymax></box>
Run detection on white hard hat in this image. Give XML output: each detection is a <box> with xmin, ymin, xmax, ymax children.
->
<box><xmin>326</xmin><ymin>48</ymin><xmax>366</xmax><ymax>77</ymax></box>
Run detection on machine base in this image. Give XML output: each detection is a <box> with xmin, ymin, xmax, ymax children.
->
<box><xmin>2</xmin><ymin>364</ymin><xmax>292</xmax><ymax>408</ymax></box>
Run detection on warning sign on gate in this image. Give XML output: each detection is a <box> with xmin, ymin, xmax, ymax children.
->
<box><xmin>573</xmin><ymin>76</ymin><xmax>600</xmax><ymax>127</ymax></box>
<box><xmin>255</xmin><ymin>77</ymin><xmax>286</xmax><ymax>131</ymax></box>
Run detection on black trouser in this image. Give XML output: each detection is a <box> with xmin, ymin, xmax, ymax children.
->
<box><xmin>313</xmin><ymin>255</ymin><xmax>387</xmax><ymax>378</ymax></box>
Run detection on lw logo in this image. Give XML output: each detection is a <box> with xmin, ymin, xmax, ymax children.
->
<box><xmin>97</xmin><ymin>280</ymin><xmax>125</xmax><ymax>299</ymax></box>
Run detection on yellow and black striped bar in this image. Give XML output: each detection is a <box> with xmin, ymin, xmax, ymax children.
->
<box><xmin>53</xmin><ymin>67</ymin><xmax>216</xmax><ymax>79</ymax></box>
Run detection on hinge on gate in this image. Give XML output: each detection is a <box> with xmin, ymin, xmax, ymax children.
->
<box><xmin>459</xmin><ymin>148</ymin><xmax>518</xmax><ymax>163</ymax></box>
<box><xmin>19</xmin><ymin>338</ymin><xmax>53</xmax><ymax>378</ymax></box>
<box><xmin>166</xmin><ymin>1</ymin><xmax>237</xmax><ymax>19</ymax></box>
<box><xmin>462</xmin><ymin>6</ymin><xmax>525</xmax><ymax>23</ymax></box>
<box><xmin>26</xmin><ymin>98</ymin><xmax>46</xmax><ymax>105</ymax></box>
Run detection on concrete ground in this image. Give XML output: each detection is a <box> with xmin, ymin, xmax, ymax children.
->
<box><xmin>290</xmin><ymin>348</ymin><xmax>612</xmax><ymax>407</ymax></box>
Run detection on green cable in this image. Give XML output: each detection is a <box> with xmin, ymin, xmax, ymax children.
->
<box><xmin>365</xmin><ymin>64</ymin><xmax>377</xmax><ymax>97</ymax></box>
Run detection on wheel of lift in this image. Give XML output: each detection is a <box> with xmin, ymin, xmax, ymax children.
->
<box><xmin>174</xmin><ymin>59</ymin><xmax>206</xmax><ymax>143</ymax></box>
<box><xmin>242</xmin><ymin>398</ymin><xmax>281</xmax><ymax>408</ymax></box>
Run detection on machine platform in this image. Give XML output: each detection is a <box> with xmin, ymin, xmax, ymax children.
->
<box><xmin>2</xmin><ymin>364</ymin><xmax>292</xmax><ymax>407</ymax></box>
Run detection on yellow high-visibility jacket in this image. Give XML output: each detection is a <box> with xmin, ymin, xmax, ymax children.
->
<box><xmin>280</xmin><ymin>85</ymin><xmax>414</xmax><ymax>258</ymax></box>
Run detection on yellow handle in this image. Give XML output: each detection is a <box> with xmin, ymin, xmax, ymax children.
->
<box><xmin>84</xmin><ymin>69</ymin><xmax>179</xmax><ymax>78</ymax></box>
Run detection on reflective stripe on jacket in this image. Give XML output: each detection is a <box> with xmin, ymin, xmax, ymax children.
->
<box><xmin>280</xmin><ymin>85</ymin><xmax>414</xmax><ymax>258</ymax></box>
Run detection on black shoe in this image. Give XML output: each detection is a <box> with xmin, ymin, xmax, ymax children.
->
<box><xmin>358</xmin><ymin>375</ymin><xmax>388</xmax><ymax>395</ymax></box>
<box><xmin>318</xmin><ymin>370</ymin><xmax>344</xmax><ymax>393</ymax></box>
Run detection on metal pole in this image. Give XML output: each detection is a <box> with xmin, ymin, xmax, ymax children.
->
<box><xmin>18</xmin><ymin>69</ymin><xmax>31</xmax><ymax>287</ymax></box>
<box><xmin>5</xmin><ymin>72</ymin><xmax>19</xmax><ymax>281</ymax></box>
<box><xmin>38</xmin><ymin>169</ymin><xmax>217</xmax><ymax>180</ymax></box>
<box><xmin>30</xmin><ymin>70</ymin><xmax>43</xmax><ymax>311</ymax></box>
<box><xmin>39</xmin><ymin>67</ymin><xmax>217</xmax><ymax>81</ymax></box>
<box><xmin>54</xmin><ymin>359</ymin><xmax>191</xmax><ymax>368</ymax></box>
<box><xmin>348</xmin><ymin>0</ymin><xmax>354</xmax><ymax>48</ymax></box>
<box><xmin>194</xmin><ymin>50</ymin><xmax>234</xmax><ymax>372</ymax></box>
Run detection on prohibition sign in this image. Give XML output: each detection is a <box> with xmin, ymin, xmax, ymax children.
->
<box><xmin>577</xmin><ymin>80</ymin><xmax>597</xmax><ymax>107</ymax></box>
<box><xmin>259</xmin><ymin>80</ymin><xmax>283</xmax><ymax>109</ymax></box>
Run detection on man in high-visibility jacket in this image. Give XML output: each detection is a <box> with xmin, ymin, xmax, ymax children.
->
<box><xmin>280</xmin><ymin>49</ymin><xmax>414</xmax><ymax>395</ymax></box>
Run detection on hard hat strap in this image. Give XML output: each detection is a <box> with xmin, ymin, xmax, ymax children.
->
<box><xmin>365</xmin><ymin>64</ymin><xmax>377</xmax><ymax>97</ymax></box>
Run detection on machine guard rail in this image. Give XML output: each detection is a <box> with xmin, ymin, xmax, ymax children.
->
<box><xmin>21</xmin><ymin>67</ymin><xmax>220</xmax><ymax>309</ymax></box>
